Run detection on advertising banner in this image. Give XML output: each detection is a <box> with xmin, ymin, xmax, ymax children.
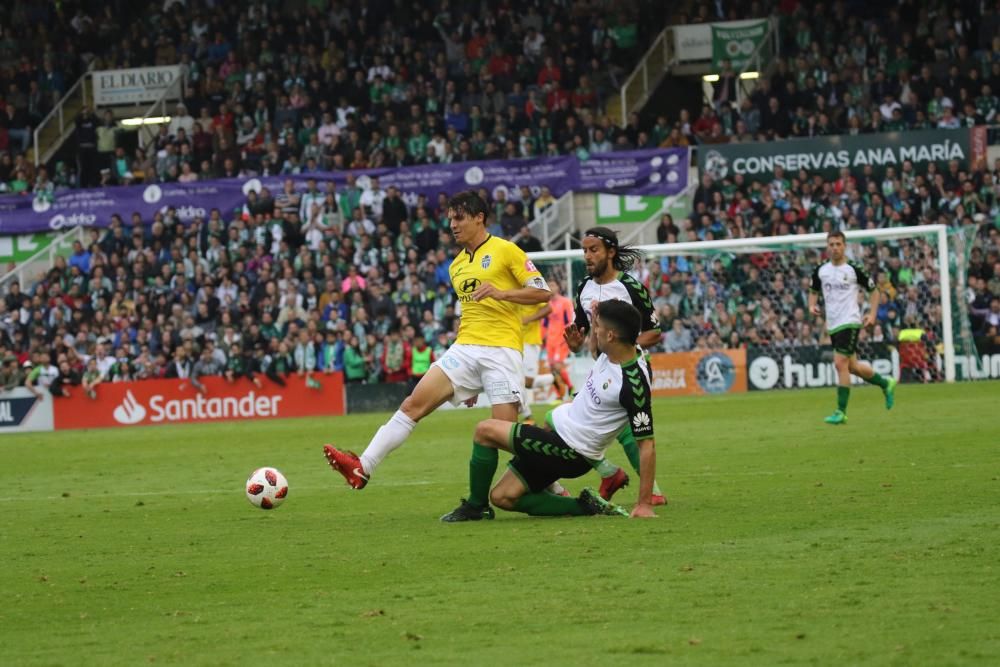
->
<box><xmin>0</xmin><ymin>180</ymin><xmax>247</xmax><ymax>234</ymax></box>
<box><xmin>647</xmin><ymin>349</ymin><xmax>747</xmax><ymax>397</ymax></box>
<box><xmin>699</xmin><ymin>129</ymin><xmax>973</xmax><ymax>183</ymax></box>
<box><xmin>53</xmin><ymin>374</ymin><xmax>344</xmax><ymax>430</ymax></box>
<box><xmin>577</xmin><ymin>148</ymin><xmax>688</xmax><ymax>194</ymax></box>
<box><xmin>747</xmin><ymin>344</ymin><xmax>900</xmax><ymax>391</ymax></box>
<box><xmin>0</xmin><ymin>388</ymin><xmax>55</xmax><ymax>434</ymax></box>
<box><xmin>712</xmin><ymin>20</ymin><xmax>768</xmax><ymax>69</ymax></box>
<box><xmin>93</xmin><ymin>66</ymin><xmax>183</xmax><ymax>106</ymax></box>
<box><xmin>0</xmin><ymin>148</ymin><xmax>690</xmax><ymax>235</ymax></box>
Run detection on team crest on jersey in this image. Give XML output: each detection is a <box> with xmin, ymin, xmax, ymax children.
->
<box><xmin>602</xmin><ymin>379</ymin><xmax>611</xmax><ymax>390</ymax></box>
<box><xmin>481</xmin><ymin>255</ymin><xmax>492</xmax><ymax>269</ymax></box>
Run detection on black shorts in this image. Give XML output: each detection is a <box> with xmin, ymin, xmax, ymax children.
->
<box><xmin>507</xmin><ymin>422</ymin><xmax>594</xmax><ymax>493</ymax></box>
<box><xmin>830</xmin><ymin>326</ymin><xmax>860</xmax><ymax>356</ymax></box>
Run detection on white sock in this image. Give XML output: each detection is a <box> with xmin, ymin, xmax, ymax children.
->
<box><xmin>532</xmin><ymin>374</ymin><xmax>554</xmax><ymax>389</ymax></box>
<box><xmin>359</xmin><ymin>410</ymin><xmax>417</xmax><ymax>475</ymax></box>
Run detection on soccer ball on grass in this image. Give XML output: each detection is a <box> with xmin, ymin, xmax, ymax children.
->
<box><xmin>245</xmin><ymin>467</ymin><xmax>289</xmax><ymax>510</ymax></box>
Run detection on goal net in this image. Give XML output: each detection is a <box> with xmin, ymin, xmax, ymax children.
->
<box><xmin>529</xmin><ymin>225</ymin><xmax>981</xmax><ymax>394</ymax></box>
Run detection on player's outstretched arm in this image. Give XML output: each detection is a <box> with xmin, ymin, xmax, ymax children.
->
<box><xmin>631</xmin><ymin>438</ymin><xmax>657</xmax><ymax>518</ymax></box>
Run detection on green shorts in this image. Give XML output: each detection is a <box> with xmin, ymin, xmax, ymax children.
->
<box><xmin>830</xmin><ymin>326</ymin><xmax>860</xmax><ymax>356</ymax></box>
<box><xmin>507</xmin><ymin>422</ymin><xmax>593</xmax><ymax>493</ymax></box>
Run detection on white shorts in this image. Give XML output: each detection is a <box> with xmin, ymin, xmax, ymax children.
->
<box><xmin>433</xmin><ymin>344</ymin><xmax>524</xmax><ymax>406</ymax></box>
<box><xmin>522</xmin><ymin>343</ymin><xmax>541</xmax><ymax>378</ymax></box>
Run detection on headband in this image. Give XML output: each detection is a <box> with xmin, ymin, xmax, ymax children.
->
<box><xmin>584</xmin><ymin>229</ymin><xmax>619</xmax><ymax>249</ymax></box>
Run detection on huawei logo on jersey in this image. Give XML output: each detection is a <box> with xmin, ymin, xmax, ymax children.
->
<box><xmin>460</xmin><ymin>278</ymin><xmax>481</xmax><ymax>293</ymax></box>
<box><xmin>632</xmin><ymin>412</ymin><xmax>651</xmax><ymax>429</ymax></box>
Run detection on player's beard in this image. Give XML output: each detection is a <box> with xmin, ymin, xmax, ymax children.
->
<box><xmin>586</xmin><ymin>257</ymin><xmax>609</xmax><ymax>277</ymax></box>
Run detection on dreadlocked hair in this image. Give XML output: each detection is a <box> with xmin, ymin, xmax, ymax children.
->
<box><xmin>612</xmin><ymin>244</ymin><xmax>644</xmax><ymax>272</ymax></box>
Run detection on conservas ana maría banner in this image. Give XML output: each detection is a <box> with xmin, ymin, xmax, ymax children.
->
<box><xmin>699</xmin><ymin>128</ymin><xmax>987</xmax><ymax>182</ymax></box>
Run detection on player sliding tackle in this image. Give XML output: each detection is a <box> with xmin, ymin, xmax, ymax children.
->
<box><xmin>323</xmin><ymin>191</ymin><xmax>551</xmax><ymax>521</ymax></box>
<box><xmin>809</xmin><ymin>230</ymin><xmax>897</xmax><ymax>425</ymax></box>
<box><xmin>563</xmin><ymin>227</ymin><xmax>667</xmax><ymax>505</ymax></box>
<box><xmin>474</xmin><ymin>300</ymin><xmax>658</xmax><ymax>518</ymax></box>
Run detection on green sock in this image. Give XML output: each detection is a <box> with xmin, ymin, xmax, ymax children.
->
<box><xmin>618</xmin><ymin>428</ymin><xmax>642</xmax><ymax>474</ymax></box>
<box><xmin>513</xmin><ymin>491</ymin><xmax>587</xmax><ymax>516</ymax></box>
<box><xmin>594</xmin><ymin>458</ymin><xmax>619</xmax><ymax>478</ymax></box>
<box><xmin>865</xmin><ymin>372</ymin><xmax>889</xmax><ymax>389</ymax></box>
<box><xmin>468</xmin><ymin>442</ymin><xmax>498</xmax><ymax>508</ymax></box>
<box><xmin>837</xmin><ymin>386</ymin><xmax>850</xmax><ymax>413</ymax></box>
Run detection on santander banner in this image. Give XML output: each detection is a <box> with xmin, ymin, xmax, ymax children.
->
<box><xmin>54</xmin><ymin>374</ymin><xmax>344</xmax><ymax>430</ymax></box>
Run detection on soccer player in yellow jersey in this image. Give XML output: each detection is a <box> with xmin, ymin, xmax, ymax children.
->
<box><xmin>324</xmin><ymin>191</ymin><xmax>551</xmax><ymax>521</ymax></box>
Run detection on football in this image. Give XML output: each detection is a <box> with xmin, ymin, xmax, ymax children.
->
<box><xmin>245</xmin><ymin>467</ymin><xmax>289</xmax><ymax>510</ymax></box>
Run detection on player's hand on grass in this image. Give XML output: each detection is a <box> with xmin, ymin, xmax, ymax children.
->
<box><xmin>471</xmin><ymin>282</ymin><xmax>505</xmax><ymax>302</ymax></box>
<box><xmin>564</xmin><ymin>324</ymin><xmax>585</xmax><ymax>350</ymax></box>
<box><xmin>630</xmin><ymin>503</ymin><xmax>657</xmax><ymax>518</ymax></box>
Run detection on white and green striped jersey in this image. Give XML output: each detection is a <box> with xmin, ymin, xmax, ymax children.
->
<box><xmin>551</xmin><ymin>352</ymin><xmax>654</xmax><ymax>460</ymax></box>
<box><xmin>810</xmin><ymin>260</ymin><xmax>874</xmax><ymax>333</ymax></box>
<box><xmin>574</xmin><ymin>272</ymin><xmax>660</xmax><ymax>335</ymax></box>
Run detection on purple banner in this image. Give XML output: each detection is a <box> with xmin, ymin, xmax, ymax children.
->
<box><xmin>578</xmin><ymin>148</ymin><xmax>689</xmax><ymax>194</ymax></box>
<box><xmin>0</xmin><ymin>149</ymin><xmax>689</xmax><ymax>234</ymax></box>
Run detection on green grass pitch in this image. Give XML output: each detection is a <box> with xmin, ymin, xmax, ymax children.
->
<box><xmin>3</xmin><ymin>382</ymin><xmax>999</xmax><ymax>666</ymax></box>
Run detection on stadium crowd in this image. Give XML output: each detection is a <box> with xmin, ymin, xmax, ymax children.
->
<box><xmin>3</xmin><ymin>1</ymin><xmax>997</xmax><ymax>195</ymax></box>
<box><xmin>0</xmin><ymin>0</ymin><xmax>998</xmax><ymax>396</ymax></box>
<box><xmin>1</xmin><ymin>0</ymin><xmax>661</xmax><ymax>192</ymax></box>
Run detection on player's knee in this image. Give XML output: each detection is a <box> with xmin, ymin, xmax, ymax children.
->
<box><xmin>474</xmin><ymin>419</ymin><xmax>504</xmax><ymax>446</ymax></box>
<box><xmin>474</xmin><ymin>420</ymin><xmax>491</xmax><ymax>444</ymax></box>
<box><xmin>489</xmin><ymin>487</ymin><xmax>516</xmax><ymax>510</ymax></box>
<box><xmin>399</xmin><ymin>395</ymin><xmax>419</xmax><ymax>419</ymax></box>
<box><xmin>400</xmin><ymin>393</ymin><xmax>434</xmax><ymax>421</ymax></box>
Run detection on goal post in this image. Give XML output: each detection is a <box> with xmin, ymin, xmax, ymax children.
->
<box><xmin>529</xmin><ymin>224</ymin><xmax>968</xmax><ymax>386</ymax></box>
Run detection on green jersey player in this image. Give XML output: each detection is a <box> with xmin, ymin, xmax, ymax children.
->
<box><xmin>473</xmin><ymin>300</ymin><xmax>659</xmax><ymax>519</ymax></box>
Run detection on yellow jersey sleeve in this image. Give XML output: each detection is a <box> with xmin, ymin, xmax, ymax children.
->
<box><xmin>451</xmin><ymin>237</ymin><xmax>542</xmax><ymax>351</ymax></box>
<box><xmin>505</xmin><ymin>242</ymin><xmax>544</xmax><ymax>288</ymax></box>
